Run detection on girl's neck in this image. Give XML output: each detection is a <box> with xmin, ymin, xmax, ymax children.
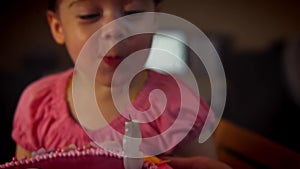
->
<box><xmin>95</xmin><ymin>70</ymin><xmax>148</xmax><ymax>101</ymax></box>
<box><xmin>67</xmin><ymin>70</ymin><xmax>148</xmax><ymax>123</ymax></box>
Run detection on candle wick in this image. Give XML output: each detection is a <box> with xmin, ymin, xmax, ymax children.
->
<box><xmin>128</xmin><ymin>114</ymin><xmax>132</xmax><ymax>121</ymax></box>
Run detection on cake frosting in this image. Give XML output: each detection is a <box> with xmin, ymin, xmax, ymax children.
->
<box><xmin>0</xmin><ymin>144</ymin><xmax>172</xmax><ymax>169</ymax></box>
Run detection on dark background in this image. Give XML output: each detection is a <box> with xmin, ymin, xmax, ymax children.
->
<box><xmin>0</xmin><ymin>0</ymin><xmax>300</xmax><ymax>163</ymax></box>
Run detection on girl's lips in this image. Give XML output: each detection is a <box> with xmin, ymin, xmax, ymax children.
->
<box><xmin>102</xmin><ymin>56</ymin><xmax>124</xmax><ymax>67</ymax></box>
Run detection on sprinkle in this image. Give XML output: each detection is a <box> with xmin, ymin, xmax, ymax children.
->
<box><xmin>12</xmin><ymin>157</ymin><xmax>17</xmax><ymax>162</ymax></box>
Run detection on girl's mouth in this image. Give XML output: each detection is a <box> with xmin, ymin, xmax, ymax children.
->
<box><xmin>103</xmin><ymin>56</ymin><xmax>124</xmax><ymax>67</ymax></box>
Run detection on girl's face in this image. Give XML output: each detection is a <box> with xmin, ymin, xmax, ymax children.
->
<box><xmin>47</xmin><ymin>0</ymin><xmax>157</xmax><ymax>86</ymax></box>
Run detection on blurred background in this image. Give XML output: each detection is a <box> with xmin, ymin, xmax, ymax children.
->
<box><xmin>0</xmin><ymin>0</ymin><xmax>299</xmax><ymax>165</ymax></box>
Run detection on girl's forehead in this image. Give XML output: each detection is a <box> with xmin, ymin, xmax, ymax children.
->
<box><xmin>65</xmin><ymin>0</ymin><xmax>147</xmax><ymax>5</ymax></box>
<box><xmin>62</xmin><ymin>0</ymin><xmax>155</xmax><ymax>10</ymax></box>
<box><xmin>52</xmin><ymin>0</ymin><xmax>159</xmax><ymax>11</ymax></box>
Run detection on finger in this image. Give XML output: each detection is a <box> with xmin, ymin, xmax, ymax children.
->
<box><xmin>161</xmin><ymin>156</ymin><xmax>197</xmax><ymax>169</ymax></box>
<box><xmin>161</xmin><ymin>156</ymin><xmax>232</xmax><ymax>169</ymax></box>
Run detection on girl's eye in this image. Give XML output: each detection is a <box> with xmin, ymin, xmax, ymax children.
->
<box><xmin>78</xmin><ymin>13</ymin><xmax>101</xmax><ymax>20</ymax></box>
<box><xmin>124</xmin><ymin>10</ymin><xmax>145</xmax><ymax>16</ymax></box>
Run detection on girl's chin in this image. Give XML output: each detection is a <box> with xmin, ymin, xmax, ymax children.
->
<box><xmin>95</xmin><ymin>73</ymin><xmax>112</xmax><ymax>87</ymax></box>
<box><xmin>95</xmin><ymin>72</ymin><xmax>126</xmax><ymax>88</ymax></box>
<box><xmin>96</xmin><ymin>66</ymin><xmax>132</xmax><ymax>87</ymax></box>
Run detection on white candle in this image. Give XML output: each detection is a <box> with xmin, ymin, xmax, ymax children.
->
<box><xmin>123</xmin><ymin>119</ymin><xmax>144</xmax><ymax>169</ymax></box>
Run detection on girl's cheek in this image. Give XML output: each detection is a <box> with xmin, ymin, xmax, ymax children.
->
<box><xmin>65</xmin><ymin>34</ymin><xmax>85</xmax><ymax>63</ymax></box>
<box><xmin>66</xmin><ymin>43</ymin><xmax>79</xmax><ymax>63</ymax></box>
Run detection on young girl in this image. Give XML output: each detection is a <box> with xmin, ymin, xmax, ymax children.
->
<box><xmin>12</xmin><ymin>0</ymin><xmax>222</xmax><ymax>167</ymax></box>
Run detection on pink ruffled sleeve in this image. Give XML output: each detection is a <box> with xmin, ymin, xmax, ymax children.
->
<box><xmin>11</xmin><ymin>81</ymin><xmax>50</xmax><ymax>151</ymax></box>
<box><xmin>129</xmin><ymin>71</ymin><xmax>215</xmax><ymax>155</ymax></box>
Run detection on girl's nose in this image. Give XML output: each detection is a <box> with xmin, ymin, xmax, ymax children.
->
<box><xmin>100</xmin><ymin>12</ymin><xmax>128</xmax><ymax>40</ymax></box>
<box><xmin>100</xmin><ymin>23</ymin><xmax>125</xmax><ymax>40</ymax></box>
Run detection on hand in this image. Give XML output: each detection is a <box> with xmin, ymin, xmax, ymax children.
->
<box><xmin>162</xmin><ymin>156</ymin><xmax>232</xmax><ymax>169</ymax></box>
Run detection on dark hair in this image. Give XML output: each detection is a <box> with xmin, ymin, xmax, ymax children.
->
<box><xmin>48</xmin><ymin>0</ymin><xmax>162</xmax><ymax>11</ymax></box>
<box><xmin>48</xmin><ymin>0</ymin><xmax>56</xmax><ymax>11</ymax></box>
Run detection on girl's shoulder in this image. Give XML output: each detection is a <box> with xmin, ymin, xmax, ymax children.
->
<box><xmin>15</xmin><ymin>68</ymin><xmax>73</xmax><ymax>119</ymax></box>
<box><xmin>12</xmin><ymin>68</ymin><xmax>74</xmax><ymax>151</ymax></box>
<box><xmin>146</xmin><ymin>70</ymin><xmax>179</xmax><ymax>91</ymax></box>
<box><xmin>23</xmin><ymin>68</ymin><xmax>73</xmax><ymax>97</ymax></box>
<box><xmin>145</xmin><ymin>70</ymin><xmax>199</xmax><ymax>100</ymax></box>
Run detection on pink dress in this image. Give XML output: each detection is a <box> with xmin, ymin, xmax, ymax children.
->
<box><xmin>12</xmin><ymin>68</ymin><xmax>211</xmax><ymax>155</ymax></box>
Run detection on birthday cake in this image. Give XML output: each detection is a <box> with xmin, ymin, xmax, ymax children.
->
<box><xmin>0</xmin><ymin>144</ymin><xmax>172</xmax><ymax>169</ymax></box>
